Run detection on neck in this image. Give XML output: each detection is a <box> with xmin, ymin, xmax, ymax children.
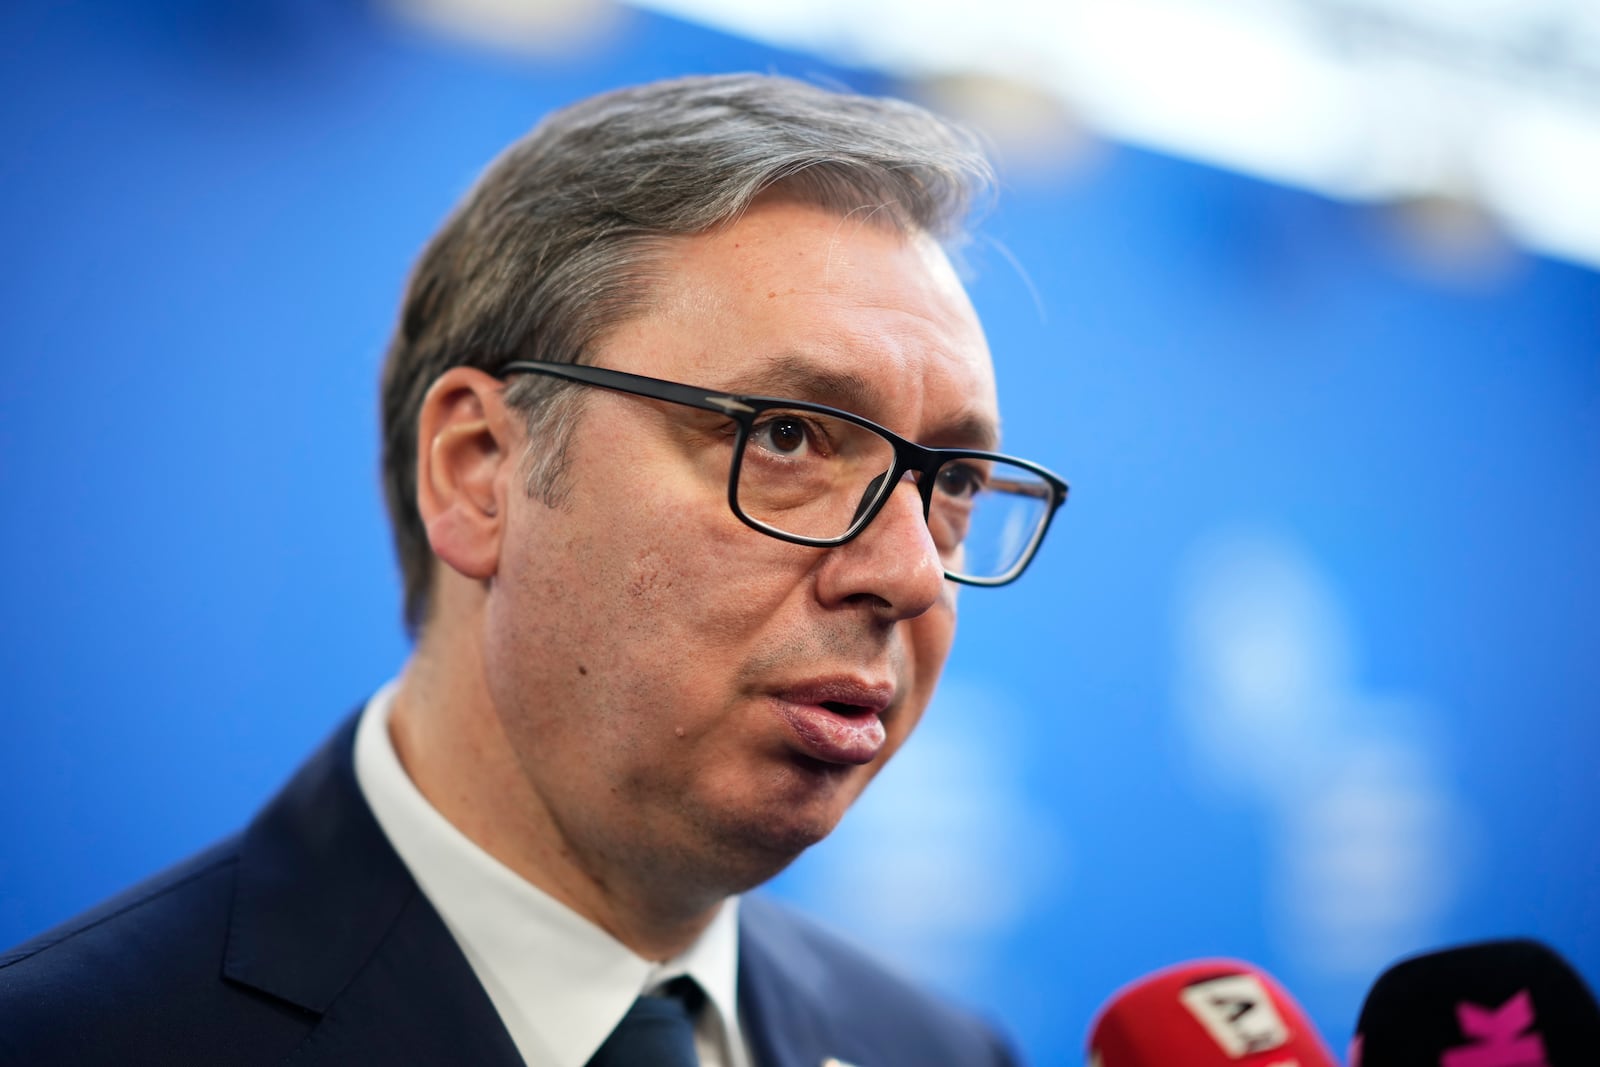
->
<box><xmin>388</xmin><ymin>618</ymin><xmax>723</xmax><ymax>962</ymax></box>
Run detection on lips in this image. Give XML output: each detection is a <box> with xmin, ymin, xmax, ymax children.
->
<box><xmin>770</xmin><ymin>678</ymin><xmax>894</xmax><ymax>765</ymax></box>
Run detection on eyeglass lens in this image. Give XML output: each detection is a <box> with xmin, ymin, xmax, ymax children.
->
<box><xmin>732</xmin><ymin>408</ymin><xmax>1052</xmax><ymax>581</ymax></box>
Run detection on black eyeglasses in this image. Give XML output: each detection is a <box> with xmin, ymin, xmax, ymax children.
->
<box><xmin>498</xmin><ymin>360</ymin><xmax>1069</xmax><ymax>586</ymax></box>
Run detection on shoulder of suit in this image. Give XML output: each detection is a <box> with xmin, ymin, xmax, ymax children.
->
<box><xmin>1</xmin><ymin>834</ymin><xmax>242</xmax><ymax>971</ymax></box>
<box><xmin>739</xmin><ymin>893</ymin><xmax>1021</xmax><ymax>1065</ymax></box>
<box><xmin>739</xmin><ymin>892</ymin><xmax>953</xmax><ymax>1005</ymax></box>
<box><xmin>0</xmin><ymin>834</ymin><xmax>313</xmax><ymax>1065</ymax></box>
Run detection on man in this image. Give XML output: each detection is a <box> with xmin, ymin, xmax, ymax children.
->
<box><xmin>0</xmin><ymin>73</ymin><xmax>1066</xmax><ymax>1065</ymax></box>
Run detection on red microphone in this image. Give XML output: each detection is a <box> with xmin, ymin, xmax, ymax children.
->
<box><xmin>1088</xmin><ymin>959</ymin><xmax>1339</xmax><ymax>1067</ymax></box>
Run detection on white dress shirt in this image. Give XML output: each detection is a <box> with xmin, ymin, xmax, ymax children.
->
<box><xmin>354</xmin><ymin>681</ymin><xmax>753</xmax><ymax>1067</ymax></box>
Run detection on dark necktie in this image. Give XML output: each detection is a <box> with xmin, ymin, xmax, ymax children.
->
<box><xmin>584</xmin><ymin>977</ymin><xmax>703</xmax><ymax>1067</ymax></box>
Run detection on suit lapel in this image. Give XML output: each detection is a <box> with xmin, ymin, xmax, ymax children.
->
<box><xmin>223</xmin><ymin>715</ymin><xmax>522</xmax><ymax>1067</ymax></box>
<box><xmin>283</xmin><ymin>889</ymin><xmax>523</xmax><ymax>1066</ymax></box>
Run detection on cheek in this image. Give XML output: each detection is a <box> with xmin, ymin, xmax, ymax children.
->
<box><xmin>620</xmin><ymin>498</ymin><xmax>807</xmax><ymax>633</ymax></box>
<box><xmin>901</xmin><ymin>607</ymin><xmax>957</xmax><ymax>722</ymax></box>
<box><xmin>916</xmin><ymin>592</ymin><xmax>958</xmax><ymax>669</ymax></box>
<box><xmin>623</xmin><ymin>547</ymin><xmax>679</xmax><ymax>603</ymax></box>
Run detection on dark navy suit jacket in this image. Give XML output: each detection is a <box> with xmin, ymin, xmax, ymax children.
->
<box><xmin>0</xmin><ymin>716</ymin><xmax>1018</xmax><ymax>1066</ymax></box>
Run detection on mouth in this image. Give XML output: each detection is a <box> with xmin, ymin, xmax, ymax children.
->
<box><xmin>769</xmin><ymin>679</ymin><xmax>894</xmax><ymax>766</ymax></box>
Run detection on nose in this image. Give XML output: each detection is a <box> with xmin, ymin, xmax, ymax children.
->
<box><xmin>814</xmin><ymin>474</ymin><xmax>946</xmax><ymax>621</ymax></box>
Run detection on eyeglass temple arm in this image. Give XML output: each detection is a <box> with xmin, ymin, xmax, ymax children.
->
<box><xmin>988</xmin><ymin>475</ymin><xmax>1060</xmax><ymax>501</ymax></box>
<box><xmin>499</xmin><ymin>360</ymin><xmax>752</xmax><ymax>416</ymax></box>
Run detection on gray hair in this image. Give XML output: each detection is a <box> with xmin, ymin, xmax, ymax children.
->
<box><xmin>380</xmin><ymin>72</ymin><xmax>995</xmax><ymax>635</ymax></box>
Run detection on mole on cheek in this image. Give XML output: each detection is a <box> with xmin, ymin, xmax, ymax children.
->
<box><xmin>577</xmin><ymin>664</ymin><xmax>588</xmax><ymax>676</ymax></box>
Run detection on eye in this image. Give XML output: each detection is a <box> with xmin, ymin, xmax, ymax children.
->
<box><xmin>750</xmin><ymin>414</ymin><xmax>823</xmax><ymax>457</ymax></box>
<box><xmin>935</xmin><ymin>461</ymin><xmax>988</xmax><ymax>500</ymax></box>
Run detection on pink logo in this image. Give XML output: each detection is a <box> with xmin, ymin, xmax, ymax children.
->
<box><xmin>1439</xmin><ymin>990</ymin><xmax>1548</xmax><ymax>1067</ymax></box>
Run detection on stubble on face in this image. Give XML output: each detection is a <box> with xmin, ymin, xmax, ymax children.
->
<box><xmin>490</xmin><ymin>496</ymin><xmax>900</xmax><ymax>894</ymax></box>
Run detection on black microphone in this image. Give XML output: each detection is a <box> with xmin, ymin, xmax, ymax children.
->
<box><xmin>1353</xmin><ymin>938</ymin><xmax>1600</xmax><ymax>1066</ymax></box>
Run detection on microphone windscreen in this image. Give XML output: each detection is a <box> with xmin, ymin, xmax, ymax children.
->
<box><xmin>1088</xmin><ymin>958</ymin><xmax>1338</xmax><ymax>1067</ymax></box>
<box><xmin>1353</xmin><ymin>938</ymin><xmax>1600</xmax><ymax>1067</ymax></box>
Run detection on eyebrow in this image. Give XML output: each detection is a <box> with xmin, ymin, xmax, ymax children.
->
<box><xmin>722</xmin><ymin>353</ymin><xmax>1002</xmax><ymax>451</ymax></box>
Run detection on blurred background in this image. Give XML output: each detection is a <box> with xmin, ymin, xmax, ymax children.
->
<box><xmin>1</xmin><ymin>0</ymin><xmax>1596</xmax><ymax>1062</ymax></box>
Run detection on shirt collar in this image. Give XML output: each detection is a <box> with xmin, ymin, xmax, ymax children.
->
<box><xmin>353</xmin><ymin>680</ymin><xmax>746</xmax><ymax>1067</ymax></box>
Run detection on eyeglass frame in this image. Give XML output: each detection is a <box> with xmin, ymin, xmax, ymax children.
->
<box><xmin>496</xmin><ymin>359</ymin><xmax>1070</xmax><ymax>586</ymax></box>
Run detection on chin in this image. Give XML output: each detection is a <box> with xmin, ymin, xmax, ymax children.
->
<box><xmin>698</xmin><ymin>804</ymin><xmax>848</xmax><ymax>892</ymax></box>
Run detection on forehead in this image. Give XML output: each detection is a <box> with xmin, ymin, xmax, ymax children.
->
<box><xmin>601</xmin><ymin>197</ymin><xmax>1001</xmax><ymax>448</ymax></box>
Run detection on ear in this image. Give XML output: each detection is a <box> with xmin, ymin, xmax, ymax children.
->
<box><xmin>415</xmin><ymin>366</ymin><xmax>520</xmax><ymax>582</ymax></box>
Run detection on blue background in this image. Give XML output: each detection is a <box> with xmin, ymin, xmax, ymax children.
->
<box><xmin>2</xmin><ymin>2</ymin><xmax>1597</xmax><ymax>1063</ymax></box>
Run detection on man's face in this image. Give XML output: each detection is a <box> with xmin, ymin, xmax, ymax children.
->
<box><xmin>482</xmin><ymin>196</ymin><xmax>999</xmax><ymax>901</ymax></box>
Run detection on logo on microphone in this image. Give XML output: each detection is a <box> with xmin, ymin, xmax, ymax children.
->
<box><xmin>1440</xmin><ymin>990</ymin><xmax>1548</xmax><ymax>1067</ymax></box>
<box><xmin>1179</xmin><ymin>974</ymin><xmax>1291</xmax><ymax>1057</ymax></box>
